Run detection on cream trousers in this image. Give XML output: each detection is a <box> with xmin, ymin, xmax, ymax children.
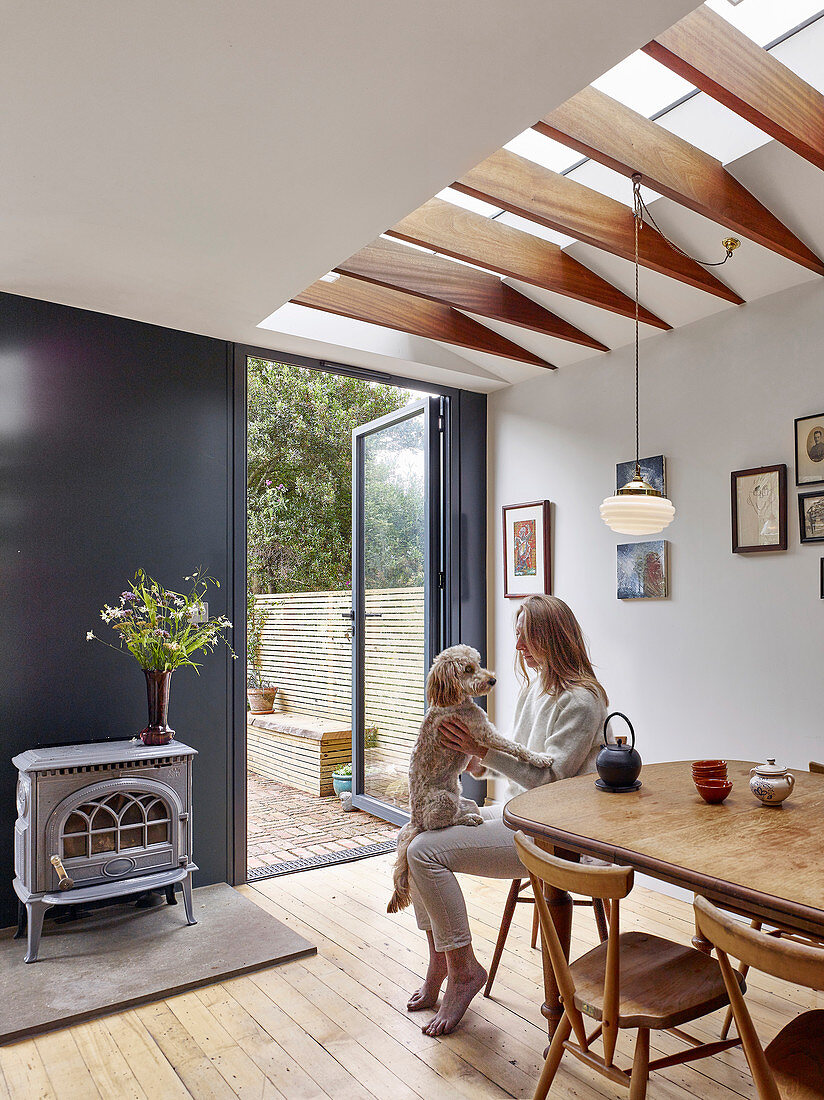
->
<box><xmin>408</xmin><ymin>804</ymin><xmax>523</xmax><ymax>953</ymax></box>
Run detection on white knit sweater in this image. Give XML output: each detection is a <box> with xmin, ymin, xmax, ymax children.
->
<box><xmin>482</xmin><ymin>678</ymin><xmax>607</xmax><ymax>802</ymax></box>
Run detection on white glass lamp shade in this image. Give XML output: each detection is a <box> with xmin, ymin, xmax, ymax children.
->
<box><xmin>600</xmin><ymin>468</ymin><xmax>675</xmax><ymax>534</ymax></box>
<box><xmin>600</xmin><ymin>492</ymin><xmax>675</xmax><ymax>535</ymax></box>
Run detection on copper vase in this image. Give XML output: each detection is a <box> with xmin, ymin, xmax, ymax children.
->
<box><xmin>140</xmin><ymin>670</ymin><xmax>175</xmax><ymax>746</ymax></box>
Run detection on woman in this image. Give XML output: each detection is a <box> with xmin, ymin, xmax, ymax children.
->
<box><xmin>406</xmin><ymin>594</ymin><xmax>608</xmax><ymax>1037</ymax></box>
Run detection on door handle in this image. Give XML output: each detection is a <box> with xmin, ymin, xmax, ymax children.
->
<box><xmin>364</xmin><ymin>613</ymin><xmax>383</xmax><ymax>619</ymax></box>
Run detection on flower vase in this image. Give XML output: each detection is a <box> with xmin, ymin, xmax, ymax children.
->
<box><xmin>141</xmin><ymin>670</ymin><xmax>175</xmax><ymax>746</ymax></box>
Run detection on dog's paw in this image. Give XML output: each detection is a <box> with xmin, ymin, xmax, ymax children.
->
<box><xmin>458</xmin><ymin>813</ymin><xmax>484</xmax><ymax>827</ymax></box>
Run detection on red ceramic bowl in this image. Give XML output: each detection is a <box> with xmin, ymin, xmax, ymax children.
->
<box><xmin>692</xmin><ymin>759</ymin><xmax>727</xmax><ymax>772</ymax></box>
<box><xmin>694</xmin><ymin>779</ymin><xmax>733</xmax><ymax>804</ymax></box>
<box><xmin>693</xmin><ymin>762</ymin><xmax>728</xmax><ymax>780</ymax></box>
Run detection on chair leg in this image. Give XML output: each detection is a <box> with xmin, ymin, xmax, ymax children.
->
<box><xmin>721</xmin><ymin>920</ymin><xmax>761</xmax><ymax>1039</ymax></box>
<box><xmin>593</xmin><ymin>898</ymin><xmax>609</xmax><ymax>943</ymax></box>
<box><xmin>628</xmin><ymin>1029</ymin><xmax>650</xmax><ymax>1100</ymax></box>
<box><xmin>484</xmin><ymin>878</ymin><xmax>522</xmax><ymax>998</ymax></box>
<box><xmin>532</xmin><ymin>1012</ymin><xmax>572</xmax><ymax>1100</ymax></box>
<box><xmin>531</xmin><ymin>899</ymin><xmax>539</xmax><ymax>949</ymax></box>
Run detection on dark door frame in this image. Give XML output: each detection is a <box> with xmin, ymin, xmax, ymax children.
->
<box><xmin>350</xmin><ymin>396</ymin><xmax>442</xmax><ymax>826</ymax></box>
<box><xmin>228</xmin><ymin>343</ymin><xmax>486</xmax><ymax>885</ymax></box>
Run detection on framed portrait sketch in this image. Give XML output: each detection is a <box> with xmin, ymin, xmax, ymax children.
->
<box><xmin>799</xmin><ymin>490</ymin><xmax>824</xmax><ymax>543</ymax></box>
<box><xmin>502</xmin><ymin>500</ymin><xmax>551</xmax><ymax>598</ymax></box>
<box><xmin>617</xmin><ymin>540</ymin><xmax>669</xmax><ymax>600</ymax></box>
<box><xmin>795</xmin><ymin>413</ymin><xmax>824</xmax><ymax>486</ymax></box>
<box><xmin>731</xmin><ymin>464</ymin><xmax>787</xmax><ymax>553</ymax></box>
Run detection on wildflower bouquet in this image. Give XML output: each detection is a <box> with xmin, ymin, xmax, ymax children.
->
<box><xmin>87</xmin><ymin>569</ymin><xmax>234</xmax><ymax>671</ymax></box>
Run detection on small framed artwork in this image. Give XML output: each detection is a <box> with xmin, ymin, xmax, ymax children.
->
<box><xmin>502</xmin><ymin>500</ymin><xmax>551</xmax><ymax>598</ymax></box>
<box><xmin>617</xmin><ymin>540</ymin><xmax>669</xmax><ymax>600</ymax></box>
<box><xmin>799</xmin><ymin>490</ymin><xmax>824</xmax><ymax>543</ymax></box>
<box><xmin>616</xmin><ymin>454</ymin><xmax>666</xmax><ymax>495</ymax></box>
<box><xmin>731</xmin><ymin>464</ymin><xmax>787</xmax><ymax>553</ymax></box>
<box><xmin>794</xmin><ymin>413</ymin><xmax>824</xmax><ymax>486</ymax></box>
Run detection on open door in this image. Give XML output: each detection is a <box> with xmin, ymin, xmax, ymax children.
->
<box><xmin>349</xmin><ymin>397</ymin><xmax>444</xmax><ymax>824</ymax></box>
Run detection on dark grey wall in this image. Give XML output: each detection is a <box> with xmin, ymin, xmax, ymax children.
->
<box><xmin>0</xmin><ymin>292</ymin><xmax>236</xmax><ymax>926</ymax></box>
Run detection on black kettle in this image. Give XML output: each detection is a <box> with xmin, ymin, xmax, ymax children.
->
<box><xmin>596</xmin><ymin>712</ymin><xmax>642</xmax><ymax>790</ymax></box>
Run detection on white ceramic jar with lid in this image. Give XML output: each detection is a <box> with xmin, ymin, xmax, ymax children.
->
<box><xmin>749</xmin><ymin>759</ymin><xmax>795</xmax><ymax>806</ymax></box>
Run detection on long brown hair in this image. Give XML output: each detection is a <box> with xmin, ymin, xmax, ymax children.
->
<box><xmin>515</xmin><ymin>595</ymin><xmax>607</xmax><ymax>705</ymax></box>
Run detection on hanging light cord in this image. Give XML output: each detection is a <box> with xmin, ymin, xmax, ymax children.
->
<box><xmin>633</xmin><ymin>178</ymin><xmax>641</xmax><ymax>468</ymax></box>
<box><xmin>630</xmin><ymin>173</ymin><xmax>739</xmax><ymax>468</ymax></box>
<box><xmin>632</xmin><ymin>173</ymin><xmax>739</xmax><ymax>267</ymax></box>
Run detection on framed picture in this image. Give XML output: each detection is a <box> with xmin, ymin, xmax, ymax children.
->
<box><xmin>731</xmin><ymin>464</ymin><xmax>787</xmax><ymax>553</ymax></box>
<box><xmin>617</xmin><ymin>540</ymin><xmax>669</xmax><ymax>600</ymax></box>
<box><xmin>616</xmin><ymin>454</ymin><xmax>666</xmax><ymax>495</ymax></box>
<box><xmin>799</xmin><ymin>490</ymin><xmax>824</xmax><ymax>543</ymax></box>
<box><xmin>794</xmin><ymin>413</ymin><xmax>824</xmax><ymax>486</ymax></box>
<box><xmin>502</xmin><ymin>500</ymin><xmax>551</xmax><ymax>598</ymax></box>
<box><xmin>820</xmin><ymin>559</ymin><xmax>824</xmax><ymax>599</ymax></box>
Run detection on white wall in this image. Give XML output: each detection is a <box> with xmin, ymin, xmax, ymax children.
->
<box><xmin>487</xmin><ymin>279</ymin><xmax>824</xmax><ymax>795</ymax></box>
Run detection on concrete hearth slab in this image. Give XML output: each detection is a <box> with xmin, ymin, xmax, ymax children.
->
<box><xmin>0</xmin><ymin>883</ymin><xmax>315</xmax><ymax>1043</ymax></box>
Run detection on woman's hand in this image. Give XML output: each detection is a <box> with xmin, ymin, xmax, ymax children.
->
<box><xmin>439</xmin><ymin>717</ymin><xmax>488</xmax><ymax>759</ymax></box>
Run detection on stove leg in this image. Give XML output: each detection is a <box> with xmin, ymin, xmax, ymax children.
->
<box><xmin>14</xmin><ymin>900</ymin><xmax>26</xmax><ymax>940</ymax></box>
<box><xmin>25</xmin><ymin>900</ymin><xmax>49</xmax><ymax>963</ymax></box>
<box><xmin>181</xmin><ymin>875</ymin><xmax>197</xmax><ymax>925</ymax></box>
<box><xmin>165</xmin><ymin>885</ymin><xmax>177</xmax><ymax>906</ymax></box>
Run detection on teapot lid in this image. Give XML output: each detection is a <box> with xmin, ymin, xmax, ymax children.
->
<box><xmin>752</xmin><ymin>758</ymin><xmax>790</xmax><ymax>776</ymax></box>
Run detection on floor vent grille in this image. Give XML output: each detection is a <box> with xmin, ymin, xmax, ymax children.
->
<box><xmin>247</xmin><ymin>839</ymin><xmax>397</xmax><ymax>880</ymax></box>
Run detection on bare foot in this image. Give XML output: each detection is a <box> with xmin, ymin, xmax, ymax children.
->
<box><xmin>422</xmin><ymin>961</ymin><xmax>486</xmax><ymax>1036</ymax></box>
<box><xmin>407</xmin><ymin>959</ymin><xmax>447</xmax><ymax>1011</ymax></box>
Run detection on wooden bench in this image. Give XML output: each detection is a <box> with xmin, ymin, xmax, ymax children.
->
<box><xmin>247</xmin><ymin>712</ymin><xmax>351</xmax><ymax>796</ymax></box>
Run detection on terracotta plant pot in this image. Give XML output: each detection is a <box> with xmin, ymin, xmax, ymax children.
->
<box><xmin>247</xmin><ymin>686</ymin><xmax>277</xmax><ymax>714</ymax></box>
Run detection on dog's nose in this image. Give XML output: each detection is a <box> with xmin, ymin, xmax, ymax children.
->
<box><xmin>488</xmin><ymin>677</ymin><xmax>497</xmax><ymax>687</ymax></box>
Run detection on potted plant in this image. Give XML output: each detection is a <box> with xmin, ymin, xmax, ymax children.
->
<box><xmin>247</xmin><ymin>593</ymin><xmax>278</xmax><ymax>713</ymax></box>
<box><xmin>332</xmin><ymin>763</ymin><xmax>352</xmax><ymax>796</ymax></box>
<box><xmin>86</xmin><ymin>568</ymin><xmax>235</xmax><ymax>745</ymax></box>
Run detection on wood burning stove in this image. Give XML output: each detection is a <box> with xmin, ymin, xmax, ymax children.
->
<box><xmin>13</xmin><ymin>739</ymin><xmax>198</xmax><ymax>962</ymax></box>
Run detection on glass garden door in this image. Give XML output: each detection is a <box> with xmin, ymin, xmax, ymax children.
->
<box><xmin>349</xmin><ymin>397</ymin><xmax>443</xmax><ymax>824</ymax></box>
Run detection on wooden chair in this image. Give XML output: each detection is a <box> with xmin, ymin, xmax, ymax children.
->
<box><xmin>718</xmin><ymin>759</ymin><xmax>824</xmax><ymax>1039</ymax></box>
<box><xmin>695</xmin><ymin>895</ymin><xmax>824</xmax><ymax>1099</ymax></box>
<box><xmin>514</xmin><ymin>831</ymin><xmax>743</xmax><ymax>1100</ymax></box>
<box><xmin>484</xmin><ymin>875</ymin><xmax>609</xmax><ymax>998</ymax></box>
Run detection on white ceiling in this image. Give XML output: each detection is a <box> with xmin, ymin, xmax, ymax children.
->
<box><xmin>0</xmin><ymin>0</ymin><xmax>698</xmax><ymax>363</ymax></box>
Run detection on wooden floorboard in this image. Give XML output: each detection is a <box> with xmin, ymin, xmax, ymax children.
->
<box><xmin>0</xmin><ymin>853</ymin><xmax>820</xmax><ymax>1098</ymax></box>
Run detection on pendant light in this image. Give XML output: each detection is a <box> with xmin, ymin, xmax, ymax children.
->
<box><xmin>600</xmin><ymin>175</ymin><xmax>739</xmax><ymax>536</ymax></box>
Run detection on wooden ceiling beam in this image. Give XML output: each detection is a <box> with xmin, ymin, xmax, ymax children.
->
<box><xmin>644</xmin><ymin>4</ymin><xmax>824</xmax><ymax>172</ymax></box>
<box><xmin>292</xmin><ymin>275</ymin><xmax>556</xmax><ymax>368</ymax></box>
<box><xmin>454</xmin><ymin>149</ymin><xmax>744</xmax><ymax>303</ymax></box>
<box><xmin>387</xmin><ymin>198</ymin><xmax>670</xmax><ymax>330</ymax></box>
<box><xmin>536</xmin><ymin>85</ymin><xmax>824</xmax><ymax>275</ymax></box>
<box><xmin>335</xmin><ymin>237</ymin><xmax>608</xmax><ymax>351</ymax></box>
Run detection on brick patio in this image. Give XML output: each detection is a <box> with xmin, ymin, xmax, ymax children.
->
<box><xmin>247</xmin><ymin>770</ymin><xmax>400</xmax><ymax>876</ymax></box>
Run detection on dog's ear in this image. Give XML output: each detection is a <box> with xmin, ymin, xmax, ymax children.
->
<box><xmin>426</xmin><ymin>656</ymin><xmax>463</xmax><ymax>707</ymax></box>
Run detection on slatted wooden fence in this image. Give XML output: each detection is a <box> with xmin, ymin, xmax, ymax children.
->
<box><xmin>254</xmin><ymin>589</ymin><xmax>425</xmax><ymax>800</ymax></box>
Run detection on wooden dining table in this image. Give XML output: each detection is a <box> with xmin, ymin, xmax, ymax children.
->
<box><xmin>503</xmin><ymin>760</ymin><xmax>824</xmax><ymax>1038</ymax></box>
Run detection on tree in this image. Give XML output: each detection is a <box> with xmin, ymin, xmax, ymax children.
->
<box><xmin>247</xmin><ymin>359</ymin><xmax>419</xmax><ymax>593</ymax></box>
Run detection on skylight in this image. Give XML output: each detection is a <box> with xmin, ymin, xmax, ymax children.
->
<box><xmin>503</xmin><ymin>129</ymin><xmax>580</xmax><ymax>175</ymax></box>
<box><xmin>592</xmin><ymin>51</ymin><xmax>694</xmax><ymax>119</ymax></box>
<box><xmin>435</xmin><ymin>187</ymin><xmax>503</xmax><ymax>218</ymax></box>
<box><xmin>707</xmin><ymin>0</ymin><xmax>824</xmax><ymax>47</ymax></box>
<box><xmin>593</xmin><ymin>1</ymin><xmax>824</xmax><ymax>121</ymax></box>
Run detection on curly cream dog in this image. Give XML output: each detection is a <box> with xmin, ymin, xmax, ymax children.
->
<box><xmin>387</xmin><ymin>644</ymin><xmax>551</xmax><ymax>913</ymax></box>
